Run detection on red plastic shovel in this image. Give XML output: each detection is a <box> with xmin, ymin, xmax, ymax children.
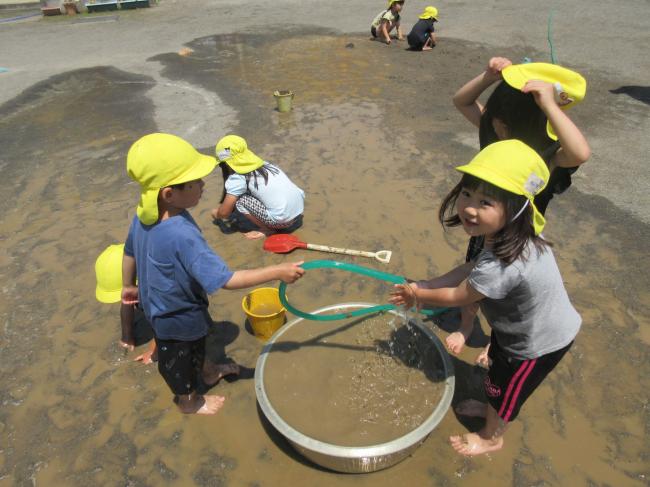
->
<box><xmin>263</xmin><ymin>234</ymin><xmax>392</xmax><ymax>264</ymax></box>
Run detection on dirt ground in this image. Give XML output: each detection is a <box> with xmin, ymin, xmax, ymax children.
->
<box><xmin>0</xmin><ymin>1</ymin><xmax>649</xmax><ymax>486</ymax></box>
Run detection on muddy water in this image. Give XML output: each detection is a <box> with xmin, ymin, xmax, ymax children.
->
<box><xmin>0</xmin><ymin>31</ymin><xmax>648</xmax><ymax>486</ymax></box>
<box><xmin>264</xmin><ymin>312</ymin><xmax>447</xmax><ymax>446</ymax></box>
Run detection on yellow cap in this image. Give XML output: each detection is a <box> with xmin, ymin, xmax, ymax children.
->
<box><xmin>419</xmin><ymin>6</ymin><xmax>438</xmax><ymax>19</ymax></box>
<box><xmin>456</xmin><ymin>140</ymin><xmax>549</xmax><ymax>235</ymax></box>
<box><xmin>388</xmin><ymin>0</ymin><xmax>404</xmax><ymax>6</ymax></box>
<box><xmin>215</xmin><ymin>135</ymin><xmax>264</xmax><ymax>174</ymax></box>
<box><xmin>127</xmin><ymin>133</ymin><xmax>216</xmax><ymax>225</ymax></box>
<box><xmin>502</xmin><ymin>63</ymin><xmax>587</xmax><ymax>140</ymax></box>
<box><xmin>95</xmin><ymin>244</ymin><xmax>124</xmax><ymax>303</ymax></box>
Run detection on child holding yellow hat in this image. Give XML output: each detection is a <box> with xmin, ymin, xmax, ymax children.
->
<box><xmin>370</xmin><ymin>0</ymin><xmax>405</xmax><ymax>45</ymax></box>
<box><xmin>390</xmin><ymin>140</ymin><xmax>581</xmax><ymax>456</ymax></box>
<box><xmin>124</xmin><ymin>133</ymin><xmax>304</xmax><ymax>415</ymax></box>
<box><xmin>95</xmin><ymin>243</ymin><xmax>157</xmax><ymax>364</ymax></box>
<box><xmin>407</xmin><ymin>6</ymin><xmax>438</xmax><ymax>51</ymax></box>
<box><xmin>211</xmin><ymin>135</ymin><xmax>305</xmax><ymax>240</ymax></box>
<box><xmin>450</xmin><ymin>59</ymin><xmax>590</xmax><ymax>360</ymax></box>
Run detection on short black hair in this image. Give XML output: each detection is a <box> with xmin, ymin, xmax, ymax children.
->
<box><xmin>479</xmin><ymin>81</ymin><xmax>553</xmax><ymax>154</ymax></box>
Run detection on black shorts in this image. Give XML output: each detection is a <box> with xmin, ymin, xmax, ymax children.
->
<box><xmin>371</xmin><ymin>26</ymin><xmax>377</xmax><ymax>38</ymax></box>
<box><xmin>155</xmin><ymin>336</ymin><xmax>205</xmax><ymax>396</ymax></box>
<box><xmin>407</xmin><ymin>33</ymin><xmax>424</xmax><ymax>50</ymax></box>
<box><xmin>485</xmin><ymin>334</ymin><xmax>573</xmax><ymax>422</ymax></box>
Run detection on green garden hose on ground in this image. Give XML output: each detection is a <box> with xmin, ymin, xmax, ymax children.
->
<box><xmin>278</xmin><ymin>259</ymin><xmax>451</xmax><ymax>321</ymax></box>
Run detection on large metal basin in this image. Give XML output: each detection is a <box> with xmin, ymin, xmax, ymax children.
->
<box><xmin>255</xmin><ymin>303</ymin><xmax>455</xmax><ymax>473</ymax></box>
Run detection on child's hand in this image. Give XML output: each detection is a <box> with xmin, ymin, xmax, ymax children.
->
<box><xmin>275</xmin><ymin>261</ymin><xmax>305</xmax><ymax>283</ymax></box>
<box><xmin>121</xmin><ymin>285</ymin><xmax>139</xmax><ymax>306</ymax></box>
<box><xmin>389</xmin><ymin>282</ymin><xmax>418</xmax><ymax>309</ymax></box>
<box><xmin>485</xmin><ymin>57</ymin><xmax>512</xmax><ymax>82</ymax></box>
<box><xmin>521</xmin><ymin>80</ymin><xmax>556</xmax><ymax>109</ymax></box>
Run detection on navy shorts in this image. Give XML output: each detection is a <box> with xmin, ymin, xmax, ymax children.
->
<box><xmin>485</xmin><ymin>334</ymin><xmax>573</xmax><ymax>422</ymax></box>
<box><xmin>155</xmin><ymin>336</ymin><xmax>205</xmax><ymax>396</ymax></box>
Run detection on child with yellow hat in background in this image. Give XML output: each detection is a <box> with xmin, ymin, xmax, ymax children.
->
<box><xmin>370</xmin><ymin>0</ymin><xmax>405</xmax><ymax>45</ymax></box>
<box><xmin>95</xmin><ymin>244</ymin><xmax>157</xmax><ymax>364</ymax></box>
<box><xmin>211</xmin><ymin>135</ymin><xmax>305</xmax><ymax>240</ymax></box>
<box><xmin>449</xmin><ymin>59</ymin><xmax>591</xmax><ymax>361</ymax></box>
<box><xmin>389</xmin><ymin>139</ymin><xmax>582</xmax><ymax>456</ymax></box>
<box><xmin>407</xmin><ymin>6</ymin><xmax>438</xmax><ymax>51</ymax></box>
<box><xmin>124</xmin><ymin>133</ymin><xmax>304</xmax><ymax>415</ymax></box>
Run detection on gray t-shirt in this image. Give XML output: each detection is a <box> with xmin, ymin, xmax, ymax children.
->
<box><xmin>469</xmin><ymin>242</ymin><xmax>581</xmax><ymax>360</ymax></box>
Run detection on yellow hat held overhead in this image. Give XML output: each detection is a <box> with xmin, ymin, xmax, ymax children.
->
<box><xmin>127</xmin><ymin>133</ymin><xmax>216</xmax><ymax>225</ymax></box>
<box><xmin>502</xmin><ymin>62</ymin><xmax>587</xmax><ymax>140</ymax></box>
<box><xmin>215</xmin><ymin>135</ymin><xmax>264</xmax><ymax>174</ymax></box>
<box><xmin>95</xmin><ymin>244</ymin><xmax>124</xmax><ymax>303</ymax></box>
<box><xmin>455</xmin><ymin>140</ymin><xmax>550</xmax><ymax>235</ymax></box>
<box><xmin>419</xmin><ymin>6</ymin><xmax>438</xmax><ymax>19</ymax></box>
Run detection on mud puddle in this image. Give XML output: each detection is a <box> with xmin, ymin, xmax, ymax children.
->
<box><xmin>0</xmin><ymin>31</ymin><xmax>648</xmax><ymax>486</ymax></box>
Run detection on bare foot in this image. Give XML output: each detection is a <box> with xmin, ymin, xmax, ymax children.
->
<box><xmin>177</xmin><ymin>394</ymin><xmax>225</xmax><ymax>415</ymax></box>
<box><xmin>119</xmin><ymin>340</ymin><xmax>135</xmax><ymax>352</ymax></box>
<box><xmin>210</xmin><ymin>208</ymin><xmax>220</xmax><ymax>220</ymax></box>
<box><xmin>203</xmin><ymin>363</ymin><xmax>240</xmax><ymax>386</ymax></box>
<box><xmin>243</xmin><ymin>231</ymin><xmax>266</xmax><ymax>240</ymax></box>
<box><xmin>134</xmin><ymin>350</ymin><xmax>155</xmax><ymax>364</ymax></box>
<box><xmin>445</xmin><ymin>331</ymin><xmax>469</xmax><ymax>354</ymax></box>
<box><xmin>449</xmin><ymin>433</ymin><xmax>503</xmax><ymax>456</ymax></box>
<box><xmin>475</xmin><ymin>344</ymin><xmax>491</xmax><ymax>369</ymax></box>
<box><xmin>455</xmin><ymin>399</ymin><xmax>488</xmax><ymax>418</ymax></box>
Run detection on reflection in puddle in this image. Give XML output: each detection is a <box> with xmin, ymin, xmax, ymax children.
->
<box><xmin>0</xmin><ymin>32</ymin><xmax>648</xmax><ymax>486</ymax></box>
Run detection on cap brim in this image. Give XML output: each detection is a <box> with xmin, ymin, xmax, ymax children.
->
<box><xmin>501</xmin><ymin>65</ymin><xmax>527</xmax><ymax>90</ymax></box>
<box><xmin>96</xmin><ymin>287</ymin><xmax>122</xmax><ymax>304</ymax></box>
<box><xmin>167</xmin><ymin>153</ymin><xmax>216</xmax><ymax>185</ymax></box>
<box><xmin>456</xmin><ymin>163</ymin><xmax>524</xmax><ymax>196</ymax></box>
<box><xmin>546</xmin><ymin>121</ymin><xmax>559</xmax><ymax>141</ymax></box>
<box><xmin>228</xmin><ymin>149</ymin><xmax>264</xmax><ymax>174</ymax></box>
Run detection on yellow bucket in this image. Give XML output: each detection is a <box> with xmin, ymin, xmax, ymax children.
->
<box><xmin>274</xmin><ymin>90</ymin><xmax>294</xmax><ymax>112</ymax></box>
<box><xmin>242</xmin><ymin>287</ymin><xmax>286</xmax><ymax>340</ymax></box>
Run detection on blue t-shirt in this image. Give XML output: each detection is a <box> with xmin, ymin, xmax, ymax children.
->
<box><xmin>124</xmin><ymin>211</ymin><xmax>233</xmax><ymax>340</ymax></box>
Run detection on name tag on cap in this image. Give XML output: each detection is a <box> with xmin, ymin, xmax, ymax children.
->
<box><xmin>554</xmin><ymin>82</ymin><xmax>574</xmax><ymax>106</ymax></box>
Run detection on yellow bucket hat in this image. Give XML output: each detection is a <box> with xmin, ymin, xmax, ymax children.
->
<box><xmin>127</xmin><ymin>133</ymin><xmax>216</xmax><ymax>225</ymax></box>
<box><xmin>95</xmin><ymin>244</ymin><xmax>124</xmax><ymax>303</ymax></box>
<box><xmin>455</xmin><ymin>140</ymin><xmax>550</xmax><ymax>235</ymax></box>
<box><xmin>215</xmin><ymin>135</ymin><xmax>264</xmax><ymax>174</ymax></box>
<box><xmin>419</xmin><ymin>6</ymin><xmax>438</xmax><ymax>19</ymax></box>
<box><xmin>502</xmin><ymin>62</ymin><xmax>587</xmax><ymax>141</ymax></box>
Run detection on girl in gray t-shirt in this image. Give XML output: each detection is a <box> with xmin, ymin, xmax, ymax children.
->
<box><xmin>389</xmin><ymin>140</ymin><xmax>581</xmax><ymax>457</ymax></box>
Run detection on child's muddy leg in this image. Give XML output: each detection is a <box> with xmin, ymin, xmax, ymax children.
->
<box><xmin>202</xmin><ymin>361</ymin><xmax>240</xmax><ymax>387</ymax></box>
<box><xmin>120</xmin><ymin>303</ymin><xmax>136</xmax><ymax>351</ymax></box>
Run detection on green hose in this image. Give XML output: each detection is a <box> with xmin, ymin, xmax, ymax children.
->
<box><xmin>278</xmin><ymin>259</ymin><xmax>451</xmax><ymax>321</ymax></box>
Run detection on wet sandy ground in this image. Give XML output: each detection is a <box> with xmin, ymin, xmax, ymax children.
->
<box><xmin>0</xmin><ymin>30</ymin><xmax>649</xmax><ymax>486</ymax></box>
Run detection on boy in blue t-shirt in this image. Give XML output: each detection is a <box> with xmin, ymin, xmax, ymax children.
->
<box><xmin>122</xmin><ymin>133</ymin><xmax>304</xmax><ymax>415</ymax></box>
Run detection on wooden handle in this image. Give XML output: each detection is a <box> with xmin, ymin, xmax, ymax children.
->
<box><xmin>306</xmin><ymin>243</ymin><xmax>376</xmax><ymax>259</ymax></box>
